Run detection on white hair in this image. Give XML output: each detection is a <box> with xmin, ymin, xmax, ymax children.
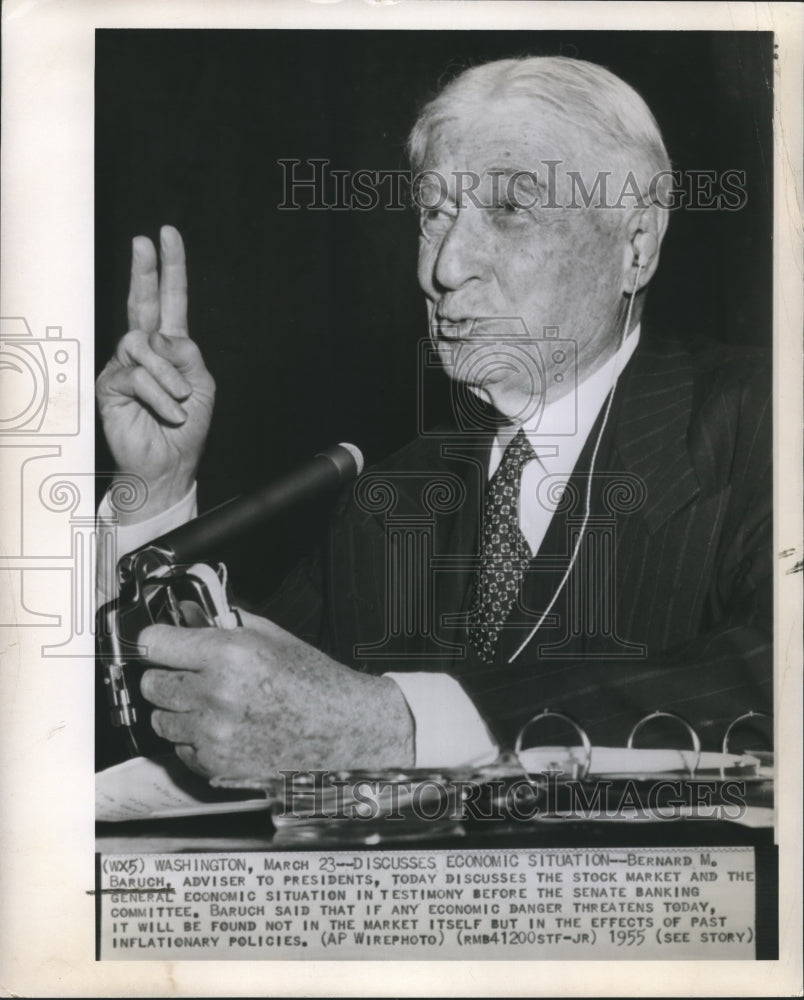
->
<box><xmin>407</xmin><ymin>56</ymin><xmax>671</xmax><ymax>185</ymax></box>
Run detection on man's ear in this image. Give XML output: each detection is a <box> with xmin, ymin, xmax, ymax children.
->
<box><xmin>622</xmin><ymin>202</ymin><xmax>669</xmax><ymax>294</ymax></box>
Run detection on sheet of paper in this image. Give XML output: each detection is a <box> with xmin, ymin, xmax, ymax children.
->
<box><xmin>517</xmin><ymin>745</ymin><xmax>760</xmax><ymax>776</ymax></box>
<box><xmin>96</xmin><ymin>755</ymin><xmax>267</xmax><ymax>822</ymax></box>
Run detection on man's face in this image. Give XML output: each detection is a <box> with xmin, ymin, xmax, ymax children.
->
<box><xmin>416</xmin><ymin>99</ymin><xmax>634</xmax><ymax>420</ymax></box>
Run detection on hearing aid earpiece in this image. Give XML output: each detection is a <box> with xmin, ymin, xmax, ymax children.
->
<box><xmin>633</xmin><ymin>231</ymin><xmax>658</xmax><ymax>266</ymax></box>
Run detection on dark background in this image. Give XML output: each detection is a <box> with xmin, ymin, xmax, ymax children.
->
<box><xmin>95</xmin><ymin>29</ymin><xmax>773</xmax><ymax>595</ymax></box>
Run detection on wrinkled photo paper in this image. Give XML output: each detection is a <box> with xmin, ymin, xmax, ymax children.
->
<box><xmin>0</xmin><ymin>1</ymin><xmax>801</xmax><ymax>996</ymax></box>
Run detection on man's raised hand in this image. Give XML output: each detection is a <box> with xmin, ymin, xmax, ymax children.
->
<box><xmin>96</xmin><ymin>226</ymin><xmax>215</xmax><ymax>522</ymax></box>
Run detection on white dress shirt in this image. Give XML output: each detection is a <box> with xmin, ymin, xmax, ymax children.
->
<box><xmin>97</xmin><ymin>326</ymin><xmax>640</xmax><ymax>769</ymax></box>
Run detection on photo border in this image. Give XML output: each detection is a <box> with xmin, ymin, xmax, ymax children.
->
<box><xmin>1</xmin><ymin>1</ymin><xmax>801</xmax><ymax>995</ymax></box>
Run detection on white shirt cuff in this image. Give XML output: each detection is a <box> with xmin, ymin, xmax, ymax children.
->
<box><xmin>384</xmin><ymin>672</ymin><xmax>499</xmax><ymax>768</ymax></box>
<box><xmin>96</xmin><ymin>483</ymin><xmax>198</xmax><ymax>602</ymax></box>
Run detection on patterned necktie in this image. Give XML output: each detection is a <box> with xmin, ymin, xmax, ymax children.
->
<box><xmin>468</xmin><ymin>428</ymin><xmax>536</xmax><ymax>664</ymax></box>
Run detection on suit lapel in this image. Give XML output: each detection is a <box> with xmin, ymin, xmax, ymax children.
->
<box><xmin>614</xmin><ymin>336</ymin><xmax>701</xmax><ymax>534</ymax></box>
<box><xmin>495</xmin><ymin>334</ymin><xmax>703</xmax><ymax>664</ymax></box>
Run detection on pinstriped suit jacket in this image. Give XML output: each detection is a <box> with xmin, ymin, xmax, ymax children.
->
<box><xmin>264</xmin><ymin>333</ymin><xmax>772</xmax><ymax>753</ymax></box>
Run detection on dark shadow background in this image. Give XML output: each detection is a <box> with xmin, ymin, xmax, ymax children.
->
<box><xmin>95</xmin><ymin>29</ymin><xmax>773</xmax><ymax>601</ymax></box>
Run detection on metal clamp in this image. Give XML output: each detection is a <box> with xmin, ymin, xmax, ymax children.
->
<box><xmin>722</xmin><ymin>711</ymin><xmax>772</xmax><ymax>756</ymax></box>
<box><xmin>515</xmin><ymin>708</ymin><xmax>592</xmax><ymax>780</ymax></box>
<box><xmin>720</xmin><ymin>711</ymin><xmax>772</xmax><ymax>780</ymax></box>
<box><xmin>628</xmin><ymin>710</ymin><xmax>701</xmax><ymax>777</ymax></box>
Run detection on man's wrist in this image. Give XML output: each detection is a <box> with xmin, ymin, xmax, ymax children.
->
<box><xmin>111</xmin><ymin>471</ymin><xmax>196</xmax><ymax>526</ymax></box>
<box><xmin>384</xmin><ymin>672</ymin><xmax>499</xmax><ymax>768</ymax></box>
<box><xmin>365</xmin><ymin>675</ymin><xmax>415</xmax><ymax>768</ymax></box>
<box><xmin>96</xmin><ymin>482</ymin><xmax>198</xmax><ymax>603</ymax></box>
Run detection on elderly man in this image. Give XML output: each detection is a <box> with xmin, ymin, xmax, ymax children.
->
<box><xmin>97</xmin><ymin>56</ymin><xmax>771</xmax><ymax>779</ymax></box>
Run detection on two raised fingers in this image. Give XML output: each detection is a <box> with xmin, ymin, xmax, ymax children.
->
<box><xmin>127</xmin><ymin>225</ymin><xmax>188</xmax><ymax>337</ymax></box>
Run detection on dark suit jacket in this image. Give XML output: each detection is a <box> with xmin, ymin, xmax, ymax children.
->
<box><xmin>263</xmin><ymin>333</ymin><xmax>772</xmax><ymax>753</ymax></box>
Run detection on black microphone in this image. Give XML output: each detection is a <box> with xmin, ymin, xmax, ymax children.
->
<box><xmin>129</xmin><ymin>442</ymin><xmax>364</xmax><ymax>570</ymax></box>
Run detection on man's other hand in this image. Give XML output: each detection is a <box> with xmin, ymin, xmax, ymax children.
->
<box><xmin>138</xmin><ymin>610</ymin><xmax>415</xmax><ymax>779</ymax></box>
<box><xmin>96</xmin><ymin>225</ymin><xmax>215</xmax><ymax>522</ymax></box>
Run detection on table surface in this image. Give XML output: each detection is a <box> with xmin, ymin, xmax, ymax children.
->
<box><xmin>97</xmin><ymin>810</ymin><xmax>773</xmax><ymax>853</ymax></box>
